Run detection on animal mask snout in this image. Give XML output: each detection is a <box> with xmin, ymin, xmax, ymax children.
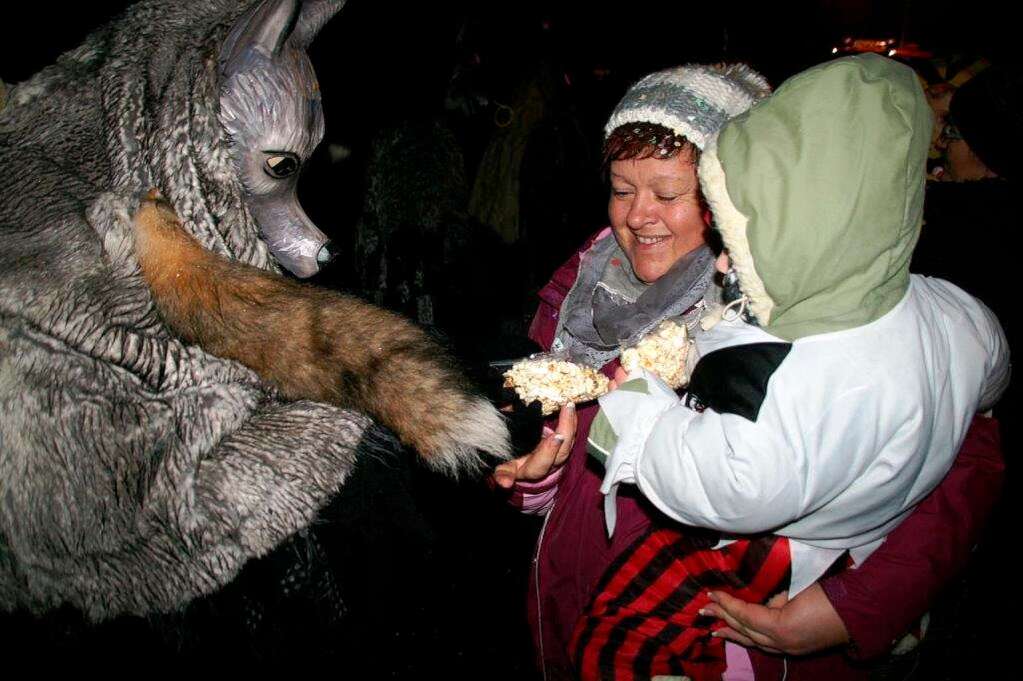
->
<box><xmin>317</xmin><ymin>240</ymin><xmax>337</xmax><ymax>266</ymax></box>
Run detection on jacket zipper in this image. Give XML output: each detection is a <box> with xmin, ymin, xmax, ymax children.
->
<box><xmin>533</xmin><ymin>500</ymin><xmax>554</xmax><ymax>681</ymax></box>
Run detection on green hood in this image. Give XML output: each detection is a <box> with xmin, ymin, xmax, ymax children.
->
<box><xmin>699</xmin><ymin>54</ymin><xmax>932</xmax><ymax>340</ymax></box>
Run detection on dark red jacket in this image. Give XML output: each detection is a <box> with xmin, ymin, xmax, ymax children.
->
<box><xmin>522</xmin><ymin>235</ymin><xmax>1005</xmax><ymax>680</ymax></box>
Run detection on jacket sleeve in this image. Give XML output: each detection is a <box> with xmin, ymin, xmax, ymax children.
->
<box><xmin>1</xmin><ymin>315</ymin><xmax>376</xmax><ymax>620</ymax></box>
<box><xmin>527</xmin><ymin>229</ymin><xmax>609</xmax><ymax>350</ymax></box>
<box><xmin>512</xmin><ymin>230</ymin><xmax>610</xmax><ymax>513</ymax></box>
<box><xmin>928</xmin><ymin>277</ymin><xmax>1011</xmax><ymax>412</ymax></box>
<box><xmin>819</xmin><ymin>415</ymin><xmax>1004</xmax><ymax>660</ymax></box>
<box><xmin>504</xmin><ymin>467</ymin><xmax>565</xmax><ymax>515</ymax></box>
<box><xmin>975</xmin><ymin>299</ymin><xmax>1011</xmax><ymax>412</ymax></box>
<box><xmin>596</xmin><ymin>370</ymin><xmax>805</xmax><ymax>535</ymax></box>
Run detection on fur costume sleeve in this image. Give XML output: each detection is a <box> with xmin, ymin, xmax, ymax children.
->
<box><xmin>0</xmin><ymin>0</ymin><xmax>508</xmax><ymax>619</ymax></box>
<box><xmin>0</xmin><ymin>190</ymin><xmax>374</xmax><ymax>618</ymax></box>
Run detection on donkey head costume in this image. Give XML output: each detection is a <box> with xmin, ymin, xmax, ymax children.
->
<box><xmin>0</xmin><ymin>0</ymin><xmax>507</xmax><ymax>619</ymax></box>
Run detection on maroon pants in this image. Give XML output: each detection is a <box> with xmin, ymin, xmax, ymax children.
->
<box><xmin>571</xmin><ymin>529</ymin><xmax>791</xmax><ymax>681</ymax></box>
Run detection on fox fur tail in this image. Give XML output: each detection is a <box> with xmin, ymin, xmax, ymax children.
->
<box><xmin>131</xmin><ymin>195</ymin><xmax>510</xmax><ymax>475</ymax></box>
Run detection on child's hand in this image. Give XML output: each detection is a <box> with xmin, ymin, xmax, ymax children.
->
<box><xmin>701</xmin><ymin>584</ymin><xmax>850</xmax><ymax>656</ymax></box>
<box><xmin>606</xmin><ymin>366</ymin><xmax>629</xmax><ymax>392</ymax></box>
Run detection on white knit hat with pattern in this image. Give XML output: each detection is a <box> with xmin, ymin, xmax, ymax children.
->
<box><xmin>604</xmin><ymin>63</ymin><xmax>771</xmax><ymax>150</ymax></box>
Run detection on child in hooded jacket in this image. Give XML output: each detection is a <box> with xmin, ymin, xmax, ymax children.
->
<box><xmin>574</xmin><ymin>54</ymin><xmax>1010</xmax><ymax>681</ymax></box>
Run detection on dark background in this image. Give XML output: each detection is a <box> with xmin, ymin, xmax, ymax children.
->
<box><xmin>1</xmin><ymin>1</ymin><xmax>1016</xmax><ymax>677</ymax></box>
<box><xmin>3</xmin><ymin>1</ymin><xmax>1016</xmax><ymax>85</ymax></box>
<box><xmin>3</xmin><ymin>0</ymin><xmax>1015</xmax><ymax>300</ymax></box>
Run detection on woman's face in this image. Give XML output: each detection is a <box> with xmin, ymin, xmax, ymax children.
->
<box><xmin>608</xmin><ymin>153</ymin><xmax>707</xmax><ymax>284</ymax></box>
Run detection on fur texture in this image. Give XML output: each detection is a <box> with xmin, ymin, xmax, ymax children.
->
<box><xmin>0</xmin><ymin>0</ymin><xmax>507</xmax><ymax>619</ymax></box>
<box><xmin>132</xmin><ymin>196</ymin><xmax>509</xmax><ymax>475</ymax></box>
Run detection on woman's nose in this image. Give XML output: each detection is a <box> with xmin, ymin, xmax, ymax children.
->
<box><xmin>626</xmin><ymin>194</ymin><xmax>654</xmax><ymax>229</ymax></box>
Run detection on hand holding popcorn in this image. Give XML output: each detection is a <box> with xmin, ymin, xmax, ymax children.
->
<box><xmin>503</xmin><ymin>357</ymin><xmax>611</xmax><ymax>415</ymax></box>
<box><xmin>619</xmin><ymin>319</ymin><xmax>691</xmax><ymax>389</ymax></box>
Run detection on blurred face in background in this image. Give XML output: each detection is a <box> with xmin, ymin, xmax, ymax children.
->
<box><xmin>926</xmin><ymin>83</ymin><xmax>954</xmax><ymax>158</ymax></box>
<box><xmin>937</xmin><ymin>122</ymin><xmax>998</xmax><ymax>182</ymax></box>
<box><xmin>929</xmin><ymin>84</ymin><xmax>998</xmax><ymax>182</ymax></box>
<box><xmin>607</xmin><ymin>145</ymin><xmax>707</xmax><ymax>284</ymax></box>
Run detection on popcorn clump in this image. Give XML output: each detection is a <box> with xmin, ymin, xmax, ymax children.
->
<box><xmin>504</xmin><ymin>357</ymin><xmax>611</xmax><ymax>415</ymax></box>
<box><xmin>620</xmin><ymin>319</ymin><xmax>691</xmax><ymax>389</ymax></box>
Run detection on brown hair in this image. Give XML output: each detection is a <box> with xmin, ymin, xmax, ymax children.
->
<box><xmin>602</xmin><ymin>122</ymin><xmax>701</xmax><ymax>168</ymax></box>
<box><xmin>602</xmin><ymin>122</ymin><xmax>709</xmax><ymax>216</ymax></box>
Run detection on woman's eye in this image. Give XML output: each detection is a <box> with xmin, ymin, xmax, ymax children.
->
<box><xmin>656</xmin><ymin>194</ymin><xmax>679</xmax><ymax>202</ymax></box>
<box><xmin>612</xmin><ymin>189</ymin><xmax>632</xmax><ymax>198</ymax></box>
<box><xmin>264</xmin><ymin>154</ymin><xmax>299</xmax><ymax>179</ymax></box>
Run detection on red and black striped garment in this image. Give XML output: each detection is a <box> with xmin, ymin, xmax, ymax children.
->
<box><xmin>571</xmin><ymin>529</ymin><xmax>791</xmax><ymax>681</ymax></box>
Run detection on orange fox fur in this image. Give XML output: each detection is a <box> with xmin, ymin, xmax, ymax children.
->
<box><xmin>131</xmin><ymin>196</ymin><xmax>508</xmax><ymax>471</ymax></box>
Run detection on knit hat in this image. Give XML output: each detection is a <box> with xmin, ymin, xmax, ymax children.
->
<box><xmin>949</xmin><ymin>64</ymin><xmax>1023</xmax><ymax>180</ymax></box>
<box><xmin>604</xmin><ymin>63</ymin><xmax>771</xmax><ymax>150</ymax></box>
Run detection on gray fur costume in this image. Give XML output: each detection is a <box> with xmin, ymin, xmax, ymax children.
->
<box><xmin>0</xmin><ymin>0</ymin><xmax>388</xmax><ymax>619</ymax></box>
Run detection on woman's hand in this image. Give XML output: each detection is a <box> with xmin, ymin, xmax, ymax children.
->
<box><xmin>702</xmin><ymin>583</ymin><xmax>851</xmax><ymax>656</ymax></box>
<box><xmin>492</xmin><ymin>403</ymin><xmax>577</xmax><ymax>488</ymax></box>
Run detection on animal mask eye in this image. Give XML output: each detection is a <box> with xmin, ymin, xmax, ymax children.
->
<box><xmin>264</xmin><ymin>154</ymin><xmax>299</xmax><ymax>179</ymax></box>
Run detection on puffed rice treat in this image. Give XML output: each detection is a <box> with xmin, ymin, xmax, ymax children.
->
<box><xmin>504</xmin><ymin>357</ymin><xmax>611</xmax><ymax>415</ymax></box>
<box><xmin>620</xmin><ymin>319</ymin><xmax>691</xmax><ymax>389</ymax></box>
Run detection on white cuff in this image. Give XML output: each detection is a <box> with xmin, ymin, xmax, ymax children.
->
<box><xmin>598</xmin><ymin>368</ymin><xmax>680</xmax><ymax>535</ymax></box>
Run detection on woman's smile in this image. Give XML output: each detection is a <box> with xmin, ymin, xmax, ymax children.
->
<box><xmin>608</xmin><ymin>154</ymin><xmax>707</xmax><ymax>283</ymax></box>
<box><xmin>635</xmin><ymin>234</ymin><xmax>671</xmax><ymax>246</ymax></box>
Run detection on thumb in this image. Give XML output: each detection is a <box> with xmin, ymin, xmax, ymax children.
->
<box><xmin>492</xmin><ymin>459</ymin><xmax>521</xmax><ymax>488</ymax></box>
<box><xmin>766</xmin><ymin>591</ymin><xmax>790</xmax><ymax>609</ymax></box>
<box><xmin>708</xmin><ymin>590</ymin><xmax>755</xmax><ymax>624</ymax></box>
<box><xmin>520</xmin><ymin>432</ymin><xmax>564</xmax><ymax>479</ymax></box>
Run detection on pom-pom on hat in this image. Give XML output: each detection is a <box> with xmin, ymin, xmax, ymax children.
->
<box><xmin>604</xmin><ymin>63</ymin><xmax>771</xmax><ymax>150</ymax></box>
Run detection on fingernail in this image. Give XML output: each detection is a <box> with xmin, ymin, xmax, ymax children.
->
<box><xmin>564</xmin><ymin>402</ymin><xmax>576</xmax><ymax>410</ymax></box>
<box><xmin>553</xmin><ymin>434</ymin><xmax>565</xmax><ymax>442</ymax></box>
<box><xmin>711</xmin><ymin>631</ymin><xmax>721</xmax><ymax>638</ymax></box>
<box><xmin>698</xmin><ymin>609</ymin><xmax>708</xmax><ymax>616</ymax></box>
<box><xmin>542</xmin><ymin>426</ymin><xmax>555</xmax><ymax>437</ymax></box>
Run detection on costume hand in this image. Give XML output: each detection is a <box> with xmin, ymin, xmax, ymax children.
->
<box><xmin>492</xmin><ymin>403</ymin><xmax>576</xmax><ymax>488</ymax></box>
<box><xmin>702</xmin><ymin>583</ymin><xmax>850</xmax><ymax>656</ymax></box>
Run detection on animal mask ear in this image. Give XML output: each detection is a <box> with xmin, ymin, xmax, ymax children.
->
<box><xmin>220</xmin><ymin>0</ymin><xmax>301</xmax><ymax>74</ymax></box>
<box><xmin>291</xmin><ymin>0</ymin><xmax>347</xmax><ymax>48</ymax></box>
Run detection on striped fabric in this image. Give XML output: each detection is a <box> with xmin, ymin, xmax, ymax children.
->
<box><xmin>571</xmin><ymin>529</ymin><xmax>791</xmax><ymax>681</ymax></box>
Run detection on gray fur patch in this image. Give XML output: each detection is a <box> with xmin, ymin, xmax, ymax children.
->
<box><xmin>0</xmin><ymin>0</ymin><xmax>372</xmax><ymax>619</ymax></box>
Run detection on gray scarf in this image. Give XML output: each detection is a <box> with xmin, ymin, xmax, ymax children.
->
<box><xmin>554</xmin><ymin>235</ymin><xmax>716</xmax><ymax>368</ymax></box>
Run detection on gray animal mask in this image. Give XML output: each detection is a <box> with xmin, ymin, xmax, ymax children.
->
<box><xmin>218</xmin><ymin>0</ymin><xmax>341</xmax><ymax>277</ymax></box>
<box><xmin>23</xmin><ymin>0</ymin><xmax>346</xmax><ymax>279</ymax></box>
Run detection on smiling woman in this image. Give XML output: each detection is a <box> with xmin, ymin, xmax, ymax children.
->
<box><xmin>491</xmin><ymin>63</ymin><xmax>773</xmax><ymax>679</ymax></box>
<box><xmin>607</xmin><ymin>132</ymin><xmax>707</xmax><ymax>283</ymax></box>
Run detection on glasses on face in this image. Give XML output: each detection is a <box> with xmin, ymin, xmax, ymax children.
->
<box><xmin>939</xmin><ymin>120</ymin><xmax>964</xmax><ymax>143</ymax></box>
